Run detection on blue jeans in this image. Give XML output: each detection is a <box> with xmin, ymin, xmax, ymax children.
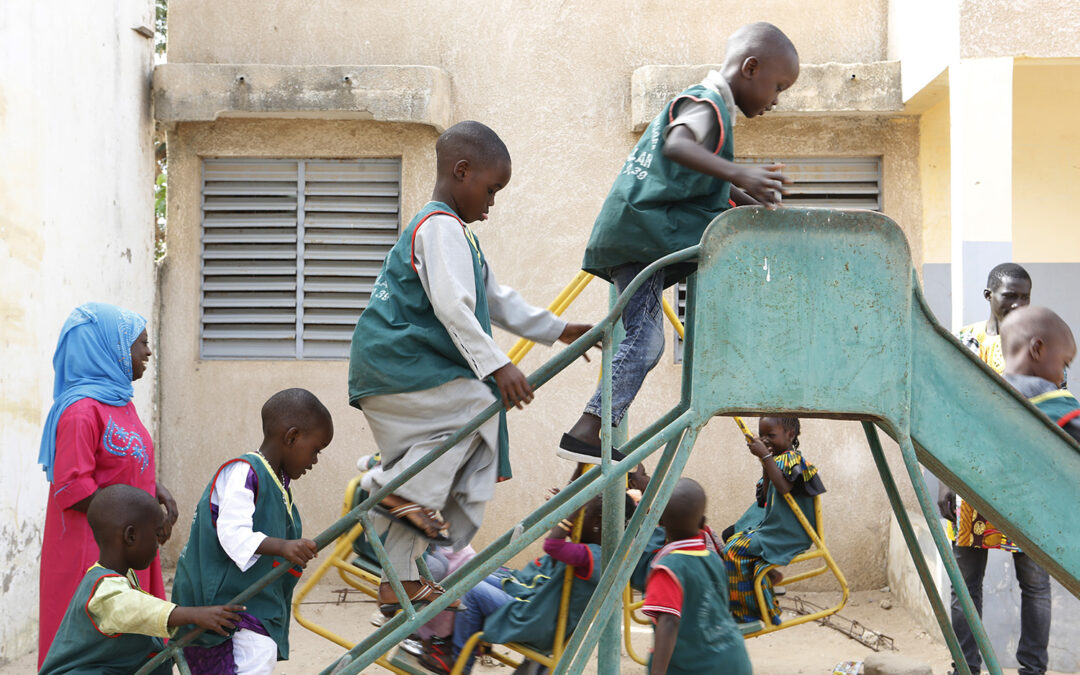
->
<box><xmin>452</xmin><ymin>581</ymin><xmax>511</xmax><ymax>674</ymax></box>
<box><xmin>584</xmin><ymin>264</ymin><xmax>666</xmax><ymax>426</ymax></box>
<box><xmin>950</xmin><ymin>546</ymin><xmax>1051</xmax><ymax>675</ymax></box>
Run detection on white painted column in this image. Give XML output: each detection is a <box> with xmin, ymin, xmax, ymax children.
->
<box><xmin>949</xmin><ymin>57</ymin><xmax>1014</xmax><ymax>330</ymax></box>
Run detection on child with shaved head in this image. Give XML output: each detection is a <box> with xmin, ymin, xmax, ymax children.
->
<box><xmin>1001</xmin><ymin>304</ymin><xmax>1079</xmax><ymax>434</ymax></box>
<box><xmin>644</xmin><ymin>478</ymin><xmax>751</xmax><ymax>675</ymax></box>
<box><xmin>348</xmin><ymin>121</ymin><xmax>591</xmax><ymax>614</ymax></box>
<box><xmin>561</xmin><ymin>22</ymin><xmax>801</xmax><ymax>464</ymax></box>
<box><xmin>942</xmin><ymin>306</ymin><xmax>1076</xmax><ymax>675</ymax></box>
<box><xmin>173</xmin><ymin>388</ymin><xmax>333</xmax><ymax>674</ymax></box>
<box><xmin>40</xmin><ymin>485</ymin><xmax>242</xmax><ymax>674</ymax></box>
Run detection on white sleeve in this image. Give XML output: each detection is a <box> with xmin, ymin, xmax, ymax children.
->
<box><xmin>211</xmin><ymin>462</ymin><xmax>267</xmax><ymax>572</ymax></box>
<box><xmin>414</xmin><ymin>215</ymin><xmax>510</xmax><ymax>379</ymax></box>
<box><xmin>484</xmin><ymin>263</ymin><xmax>566</xmax><ymax>345</ymax></box>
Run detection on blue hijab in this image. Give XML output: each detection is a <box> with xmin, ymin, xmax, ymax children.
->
<box><xmin>38</xmin><ymin>303</ymin><xmax>147</xmax><ymax>482</ymax></box>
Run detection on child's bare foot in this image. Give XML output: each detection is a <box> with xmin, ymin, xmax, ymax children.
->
<box><xmin>766</xmin><ymin>569</ymin><xmax>784</xmax><ymax>586</ymax></box>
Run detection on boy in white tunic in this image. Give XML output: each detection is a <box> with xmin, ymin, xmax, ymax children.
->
<box><xmin>348</xmin><ymin>120</ymin><xmax>591</xmax><ymax>613</ymax></box>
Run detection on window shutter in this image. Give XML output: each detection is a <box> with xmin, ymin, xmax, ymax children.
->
<box><xmin>200</xmin><ymin>158</ymin><xmax>401</xmax><ymax>359</ymax></box>
<box><xmin>672</xmin><ymin>157</ymin><xmax>882</xmax><ymax>362</ymax></box>
<box><xmin>301</xmin><ymin>159</ymin><xmax>401</xmax><ymax>358</ymax></box>
<box><xmin>201</xmin><ymin>159</ymin><xmax>300</xmax><ymax>358</ymax></box>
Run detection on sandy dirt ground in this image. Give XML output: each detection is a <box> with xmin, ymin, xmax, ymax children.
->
<box><xmin>5</xmin><ymin>582</ymin><xmax>1069</xmax><ymax>674</ymax></box>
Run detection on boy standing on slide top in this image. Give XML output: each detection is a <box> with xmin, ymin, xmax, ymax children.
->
<box><xmin>560</xmin><ymin>22</ymin><xmax>801</xmax><ymax>463</ymax></box>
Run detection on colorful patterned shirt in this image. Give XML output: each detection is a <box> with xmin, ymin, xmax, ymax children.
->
<box><xmin>953</xmin><ymin>320</ymin><xmax>1019</xmax><ymax>551</ymax></box>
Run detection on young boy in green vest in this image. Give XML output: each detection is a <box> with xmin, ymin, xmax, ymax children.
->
<box><xmin>643</xmin><ymin>478</ymin><xmax>751</xmax><ymax>675</ymax></box>
<box><xmin>558</xmin><ymin>22</ymin><xmax>800</xmax><ymax>463</ymax></box>
<box><xmin>1001</xmin><ymin>305</ymin><xmax>1080</xmax><ymax>439</ymax></box>
<box><xmin>172</xmin><ymin>388</ymin><xmax>333</xmax><ymax>674</ymax></box>
<box><xmin>939</xmin><ymin>305</ymin><xmax>1079</xmax><ymax>675</ymax></box>
<box><xmin>348</xmin><ymin>121</ymin><xmax>592</xmax><ymax>614</ymax></box>
<box><xmin>39</xmin><ymin>484</ymin><xmax>242</xmax><ymax>675</ymax></box>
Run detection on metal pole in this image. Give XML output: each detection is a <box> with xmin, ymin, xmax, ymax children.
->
<box><xmin>893</xmin><ymin>429</ymin><xmax>1002</xmax><ymax>675</ymax></box>
<box><xmin>555</xmin><ymin>421</ymin><xmax>701</xmax><ymax>675</ymax></box>
<box><xmin>598</xmin><ymin>284</ymin><xmax>627</xmax><ymax>675</ymax></box>
<box><xmin>862</xmin><ymin>423</ymin><xmax>969</xmax><ymax>673</ymax></box>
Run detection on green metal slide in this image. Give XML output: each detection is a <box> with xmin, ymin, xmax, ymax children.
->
<box><xmin>138</xmin><ymin>208</ymin><xmax>1079</xmax><ymax>675</ymax></box>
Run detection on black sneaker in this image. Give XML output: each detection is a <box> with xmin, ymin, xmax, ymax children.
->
<box><xmin>556</xmin><ymin>433</ymin><xmax>626</xmax><ymax>463</ymax></box>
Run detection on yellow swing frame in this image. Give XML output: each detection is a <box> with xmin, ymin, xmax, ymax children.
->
<box><xmin>292</xmin><ymin>269</ymin><xmax>850</xmax><ymax>669</ymax></box>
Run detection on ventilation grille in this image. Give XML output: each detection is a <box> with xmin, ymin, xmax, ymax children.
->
<box><xmin>200</xmin><ymin>158</ymin><xmax>401</xmax><ymax>359</ymax></box>
<box><xmin>673</xmin><ymin>157</ymin><xmax>882</xmax><ymax>362</ymax></box>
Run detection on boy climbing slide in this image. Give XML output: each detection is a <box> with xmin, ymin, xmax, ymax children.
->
<box><xmin>559</xmin><ymin>22</ymin><xmax>802</xmax><ymax>463</ymax></box>
<box><xmin>348</xmin><ymin>120</ymin><xmax>591</xmax><ymax>614</ymax></box>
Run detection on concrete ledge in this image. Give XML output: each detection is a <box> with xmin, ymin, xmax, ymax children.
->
<box><xmin>631</xmin><ymin>61</ymin><xmax>902</xmax><ymax>131</ymax></box>
<box><xmin>153</xmin><ymin>64</ymin><xmax>453</xmax><ymax>131</ymax></box>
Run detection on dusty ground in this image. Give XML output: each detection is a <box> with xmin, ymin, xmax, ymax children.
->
<box><xmin>5</xmin><ymin>582</ymin><xmax>1070</xmax><ymax>674</ymax></box>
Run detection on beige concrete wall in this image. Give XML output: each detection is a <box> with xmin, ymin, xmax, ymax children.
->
<box><xmin>960</xmin><ymin>0</ymin><xmax>1080</xmax><ymax>59</ymax></box>
<box><xmin>0</xmin><ymin>0</ymin><xmax>157</xmax><ymax>663</ymax></box>
<box><xmin>167</xmin><ymin>0</ymin><xmax>890</xmax><ymax>66</ymax></box>
<box><xmin>1011</xmin><ymin>61</ymin><xmax>1080</xmax><ymax>263</ymax></box>
<box><xmin>158</xmin><ymin>0</ymin><xmax>923</xmax><ymax>591</ymax></box>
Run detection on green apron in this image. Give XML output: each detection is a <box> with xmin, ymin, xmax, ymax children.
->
<box><xmin>582</xmin><ymin>84</ymin><xmax>735</xmax><ymax>286</ymax></box>
<box><xmin>647</xmin><ymin>549</ymin><xmax>752</xmax><ymax>675</ymax></box>
<box><xmin>40</xmin><ymin>565</ymin><xmax>171</xmax><ymax>675</ymax></box>
<box><xmin>348</xmin><ymin>201</ymin><xmax>512</xmax><ymax>477</ymax></box>
<box><xmin>172</xmin><ymin>454</ymin><xmax>301</xmax><ymax>659</ymax></box>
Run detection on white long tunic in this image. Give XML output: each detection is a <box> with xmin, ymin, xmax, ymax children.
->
<box><xmin>360</xmin><ymin>214</ymin><xmax>565</xmax><ymax>548</ymax></box>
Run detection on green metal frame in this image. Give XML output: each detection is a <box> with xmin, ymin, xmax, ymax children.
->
<box><xmin>138</xmin><ymin>208</ymin><xmax>1080</xmax><ymax>675</ymax></box>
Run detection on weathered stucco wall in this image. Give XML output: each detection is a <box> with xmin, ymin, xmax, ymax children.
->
<box><xmin>0</xmin><ymin>0</ymin><xmax>157</xmax><ymax>663</ymax></box>
<box><xmin>959</xmin><ymin>0</ymin><xmax>1080</xmax><ymax>59</ymax></box>
<box><xmin>167</xmin><ymin>0</ymin><xmax>890</xmax><ymax>67</ymax></box>
<box><xmin>158</xmin><ymin>0</ymin><xmax>922</xmax><ymax>591</ymax></box>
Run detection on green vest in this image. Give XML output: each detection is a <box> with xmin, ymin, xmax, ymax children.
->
<box><xmin>39</xmin><ymin>565</ymin><xmax>171</xmax><ymax>675</ymax></box>
<box><xmin>630</xmin><ymin>527</ymin><xmax>669</xmax><ymax>591</ymax></box>
<box><xmin>647</xmin><ymin>550</ymin><xmax>752</xmax><ymax>675</ymax></box>
<box><xmin>171</xmin><ymin>454</ymin><xmax>302</xmax><ymax>659</ymax></box>
<box><xmin>582</xmin><ymin>84</ymin><xmax>735</xmax><ymax>285</ymax></box>
<box><xmin>1030</xmin><ymin>388</ymin><xmax>1080</xmax><ymax>427</ymax></box>
<box><xmin>482</xmin><ymin>543</ymin><xmax>602</xmax><ymax>651</ymax></box>
<box><xmin>347</xmin><ymin>201</ymin><xmax>511</xmax><ymax>478</ymax></box>
<box><xmin>743</xmin><ymin>480</ymin><xmax>817</xmax><ymax>566</ymax></box>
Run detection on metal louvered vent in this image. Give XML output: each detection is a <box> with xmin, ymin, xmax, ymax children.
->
<box><xmin>200</xmin><ymin>158</ymin><xmax>401</xmax><ymax>359</ymax></box>
<box><xmin>672</xmin><ymin>156</ymin><xmax>881</xmax><ymax>363</ymax></box>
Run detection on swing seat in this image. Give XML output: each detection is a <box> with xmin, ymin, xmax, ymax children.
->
<box><xmin>447</xmin><ymin>631</ymin><xmax>559</xmax><ymax>674</ymax></box>
<box><xmin>741</xmin><ymin>493</ymin><xmax>849</xmax><ymax>638</ymax></box>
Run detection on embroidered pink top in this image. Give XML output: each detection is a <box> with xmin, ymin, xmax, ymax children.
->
<box><xmin>38</xmin><ymin>399</ymin><xmax>164</xmax><ymax>666</ymax></box>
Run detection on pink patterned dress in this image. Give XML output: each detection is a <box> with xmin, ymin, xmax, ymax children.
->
<box><xmin>38</xmin><ymin>398</ymin><xmax>164</xmax><ymax>666</ymax></box>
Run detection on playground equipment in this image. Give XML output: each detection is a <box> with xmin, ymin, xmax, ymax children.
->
<box><xmin>138</xmin><ymin>207</ymin><xmax>1080</xmax><ymax>675</ymax></box>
